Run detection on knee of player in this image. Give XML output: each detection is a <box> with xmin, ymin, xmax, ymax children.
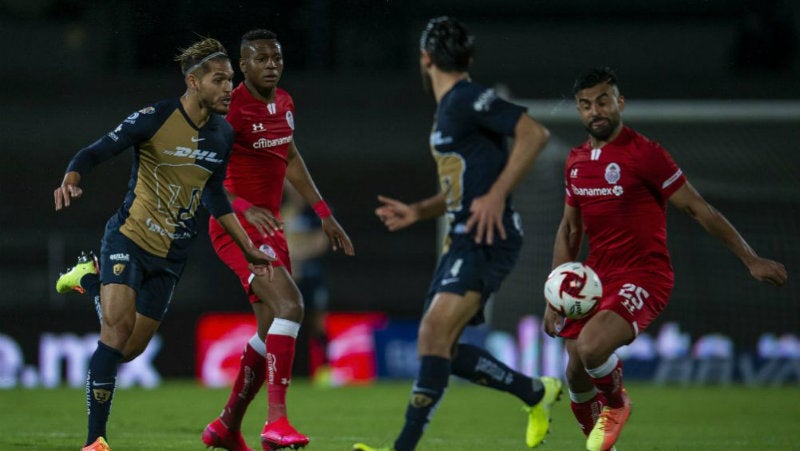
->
<box><xmin>564</xmin><ymin>359</ymin><xmax>589</xmax><ymax>384</ymax></box>
<box><xmin>417</xmin><ymin>323</ymin><xmax>453</xmax><ymax>355</ymax></box>
<box><xmin>574</xmin><ymin>337</ymin><xmax>612</xmax><ymax>367</ymax></box>
<box><xmin>273</xmin><ymin>298</ymin><xmax>305</xmax><ymax>322</ymax></box>
<box><xmin>121</xmin><ymin>347</ymin><xmax>144</xmax><ymax>362</ymax></box>
<box><xmin>100</xmin><ymin>321</ymin><xmax>135</xmax><ymax>347</ymax></box>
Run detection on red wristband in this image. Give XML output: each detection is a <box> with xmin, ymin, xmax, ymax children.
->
<box><xmin>312</xmin><ymin>199</ymin><xmax>332</xmax><ymax>219</ymax></box>
<box><xmin>232</xmin><ymin>197</ymin><xmax>253</xmax><ymax>215</ymax></box>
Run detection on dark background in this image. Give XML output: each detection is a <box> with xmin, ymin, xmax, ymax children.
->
<box><xmin>1</xmin><ymin>0</ymin><xmax>798</xmax><ymax>377</ymax></box>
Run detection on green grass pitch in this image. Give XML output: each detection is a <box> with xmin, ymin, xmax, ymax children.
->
<box><xmin>0</xmin><ymin>379</ymin><xmax>797</xmax><ymax>450</ymax></box>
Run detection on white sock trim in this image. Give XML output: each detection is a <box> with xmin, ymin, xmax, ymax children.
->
<box><xmin>268</xmin><ymin>318</ymin><xmax>300</xmax><ymax>338</ymax></box>
<box><xmin>569</xmin><ymin>387</ymin><xmax>600</xmax><ymax>404</ymax></box>
<box><xmin>248</xmin><ymin>333</ymin><xmax>267</xmax><ymax>357</ymax></box>
<box><xmin>585</xmin><ymin>353</ymin><xmax>620</xmax><ymax>378</ymax></box>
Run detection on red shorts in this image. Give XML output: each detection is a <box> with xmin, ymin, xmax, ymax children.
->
<box><xmin>209</xmin><ymin>217</ymin><xmax>291</xmax><ymax>303</ymax></box>
<box><xmin>558</xmin><ymin>270</ymin><xmax>673</xmax><ymax>341</ymax></box>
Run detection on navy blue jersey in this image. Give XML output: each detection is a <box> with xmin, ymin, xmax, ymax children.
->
<box><xmin>66</xmin><ymin>98</ymin><xmax>234</xmax><ymax>260</ymax></box>
<box><xmin>430</xmin><ymin>80</ymin><xmax>526</xmax><ymax>236</ymax></box>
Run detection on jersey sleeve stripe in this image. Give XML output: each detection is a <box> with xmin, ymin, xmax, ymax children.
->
<box><xmin>661</xmin><ymin>169</ymin><xmax>683</xmax><ymax>189</ymax></box>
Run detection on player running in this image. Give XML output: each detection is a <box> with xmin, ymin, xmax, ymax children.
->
<box><xmin>200</xmin><ymin>29</ymin><xmax>355</xmax><ymax>451</ymax></box>
<box><xmin>354</xmin><ymin>16</ymin><xmax>557</xmax><ymax>451</ymax></box>
<box><xmin>544</xmin><ymin>67</ymin><xmax>788</xmax><ymax>451</ymax></box>
<box><xmin>53</xmin><ymin>37</ymin><xmax>274</xmax><ymax>451</ymax></box>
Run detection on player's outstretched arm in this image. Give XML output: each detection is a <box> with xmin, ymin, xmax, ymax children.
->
<box><xmin>466</xmin><ymin>114</ymin><xmax>549</xmax><ymax>245</ymax></box>
<box><xmin>54</xmin><ymin>111</ymin><xmax>144</xmax><ymax>211</ymax></box>
<box><xmin>669</xmin><ymin>181</ymin><xmax>788</xmax><ymax>286</ymax></box>
<box><xmin>285</xmin><ymin>142</ymin><xmax>355</xmax><ymax>255</ymax></box>
<box><xmin>285</xmin><ymin>141</ymin><xmax>327</xmax><ymax>209</ymax></box>
<box><xmin>375</xmin><ymin>193</ymin><xmax>446</xmax><ymax>232</ymax></box>
<box><xmin>54</xmin><ymin>171</ymin><xmax>83</xmax><ymax>211</ymax></box>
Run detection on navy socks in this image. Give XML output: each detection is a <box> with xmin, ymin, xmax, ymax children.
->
<box><xmin>86</xmin><ymin>341</ymin><xmax>123</xmax><ymax>445</ymax></box>
<box><xmin>451</xmin><ymin>343</ymin><xmax>543</xmax><ymax>406</ymax></box>
<box><xmin>81</xmin><ymin>273</ymin><xmax>102</xmax><ymax>323</ymax></box>
<box><xmin>394</xmin><ymin>355</ymin><xmax>450</xmax><ymax>451</ymax></box>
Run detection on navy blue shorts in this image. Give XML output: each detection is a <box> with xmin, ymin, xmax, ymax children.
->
<box><xmin>99</xmin><ymin>223</ymin><xmax>186</xmax><ymax>321</ymax></box>
<box><xmin>424</xmin><ymin>229</ymin><xmax>521</xmax><ymax>325</ymax></box>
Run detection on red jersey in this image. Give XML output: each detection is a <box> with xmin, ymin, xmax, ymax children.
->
<box><xmin>565</xmin><ymin>126</ymin><xmax>686</xmax><ymax>278</ymax></box>
<box><xmin>224</xmin><ymin>83</ymin><xmax>295</xmax><ymax>219</ymax></box>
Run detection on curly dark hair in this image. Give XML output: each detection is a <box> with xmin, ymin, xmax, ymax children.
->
<box><xmin>419</xmin><ymin>16</ymin><xmax>474</xmax><ymax>72</ymax></box>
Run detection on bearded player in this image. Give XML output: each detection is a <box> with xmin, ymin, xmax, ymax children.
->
<box><xmin>201</xmin><ymin>29</ymin><xmax>355</xmax><ymax>451</ymax></box>
<box><xmin>543</xmin><ymin>67</ymin><xmax>787</xmax><ymax>451</ymax></box>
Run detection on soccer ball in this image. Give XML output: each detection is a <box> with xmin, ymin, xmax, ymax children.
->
<box><xmin>543</xmin><ymin>262</ymin><xmax>602</xmax><ymax>319</ymax></box>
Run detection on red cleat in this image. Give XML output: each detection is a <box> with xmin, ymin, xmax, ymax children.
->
<box><xmin>202</xmin><ymin>418</ymin><xmax>253</xmax><ymax>451</ymax></box>
<box><xmin>260</xmin><ymin>417</ymin><xmax>309</xmax><ymax>450</ymax></box>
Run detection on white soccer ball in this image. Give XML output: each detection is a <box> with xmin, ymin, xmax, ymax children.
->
<box><xmin>543</xmin><ymin>261</ymin><xmax>602</xmax><ymax>319</ymax></box>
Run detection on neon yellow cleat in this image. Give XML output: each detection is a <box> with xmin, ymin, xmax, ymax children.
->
<box><xmin>586</xmin><ymin>389</ymin><xmax>630</xmax><ymax>451</ymax></box>
<box><xmin>56</xmin><ymin>251</ymin><xmax>99</xmax><ymax>294</ymax></box>
<box><xmin>82</xmin><ymin>436</ymin><xmax>111</xmax><ymax>451</ymax></box>
<box><xmin>352</xmin><ymin>443</ymin><xmax>393</xmax><ymax>451</ymax></box>
<box><xmin>525</xmin><ymin>376</ymin><xmax>563</xmax><ymax>448</ymax></box>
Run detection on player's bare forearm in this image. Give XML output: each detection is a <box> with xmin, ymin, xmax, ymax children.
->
<box><xmin>489</xmin><ymin>114</ymin><xmax>549</xmax><ymax>198</ymax></box>
<box><xmin>412</xmin><ymin>192</ymin><xmax>448</xmax><ymax>221</ymax></box>
<box><xmin>671</xmin><ymin>183</ymin><xmax>787</xmax><ymax>285</ymax></box>
<box><xmin>672</xmin><ymin>183</ymin><xmax>759</xmax><ymax>266</ymax></box>
<box><xmin>551</xmin><ymin>226</ymin><xmax>577</xmax><ymax>267</ymax></box>
<box><xmin>217</xmin><ymin>213</ymin><xmax>257</xmax><ymax>253</ymax></box>
<box><xmin>697</xmin><ymin>204</ymin><xmax>756</xmax><ymax>262</ymax></box>
<box><xmin>376</xmin><ymin>193</ymin><xmax>443</xmax><ymax>232</ymax></box>
<box><xmin>286</xmin><ymin>143</ymin><xmax>323</xmax><ymax>205</ymax></box>
<box><xmin>697</xmin><ymin>206</ymin><xmax>787</xmax><ymax>285</ymax></box>
<box><xmin>464</xmin><ymin>117</ymin><xmax>547</xmax><ymax>245</ymax></box>
<box><xmin>552</xmin><ymin>206</ymin><xmax>582</xmax><ymax>267</ymax></box>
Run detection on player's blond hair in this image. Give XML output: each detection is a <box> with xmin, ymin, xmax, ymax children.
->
<box><xmin>175</xmin><ymin>37</ymin><xmax>229</xmax><ymax>75</ymax></box>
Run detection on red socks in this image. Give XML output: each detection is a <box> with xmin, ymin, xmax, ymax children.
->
<box><xmin>217</xmin><ymin>319</ymin><xmax>301</xmax><ymax>427</ymax></box>
<box><xmin>569</xmin><ymin>390</ymin><xmax>607</xmax><ymax>436</ymax></box>
<box><xmin>586</xmin><ymin>354</ymin><xmax>626</xmax><ymax>408</ymax></box>
<box><xmin>220</xmin><ymin>338</ymin><xmax>266</xmax><ymax>429</ymax></box>
<box><xmin>266</xmin><ymin>319</ymin><xmax>300</xmax><ymax>422</ymax></box>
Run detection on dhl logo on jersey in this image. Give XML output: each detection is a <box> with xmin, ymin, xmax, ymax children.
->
<box><xmin>162</xmin><ymin>146</ymin><xmax>224</xmax><ymax>163</ymax></box>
